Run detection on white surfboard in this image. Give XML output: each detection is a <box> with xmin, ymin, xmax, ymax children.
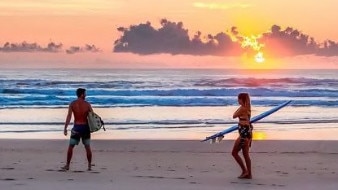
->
<box><xmin>201</xmin><ymin>100</ymin><xmax>292</xmax><ymax>142</ymax></box>
<box><xmin>87</xmin><ymin>112</ymin><xmax>105</xmax><ymax>133</ymax></box>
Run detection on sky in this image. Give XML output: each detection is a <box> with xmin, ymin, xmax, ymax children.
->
<box><xmin>0</xmin><ymin>0</ymin><xmax>338</xmax><ymax>69</ymax></box>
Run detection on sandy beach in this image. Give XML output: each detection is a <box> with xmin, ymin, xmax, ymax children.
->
<box><xmin>1</xmin><ymin>139</ymin><xmax>337</xmax><ymax>190</ymax></box>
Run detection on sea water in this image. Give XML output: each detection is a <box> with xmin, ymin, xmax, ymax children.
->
<box><xmin>0</xmin><ymin>69</ymin><xmax>337</xmax><ymax>140</ymax></box>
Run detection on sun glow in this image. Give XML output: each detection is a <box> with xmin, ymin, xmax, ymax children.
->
<box><xmin>254</xmin><ymin>52</ymin><xmax>265</xmax><ymax>63</ymax></box>
<box><xmin>240</xmin><ymin>35</ymin><xmax>266</xmax><ymax>63</ymax></box>
<box><xmin>241</xmin><ymin>35</ymin><xmax>264</xmax><ymax>51</ymax></box>
<box><xmin>252</xmin><ymin>131</ymin><xmax>267</xmax><ymax>140</ymax></box>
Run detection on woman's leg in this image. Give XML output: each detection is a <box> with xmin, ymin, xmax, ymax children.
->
<box><xmin>241</xmin><ymin>139</ymin><xmax>252</xmax><ymax>179</ymax></box>
<box><xmin>232</xmin><ymin>137</ymin><xmax>247</xmax><ymax>177</ymax></box>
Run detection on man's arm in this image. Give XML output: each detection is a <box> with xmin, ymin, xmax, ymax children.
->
<box><xmin>88</xmin><ymin>102</ymin><xmax>93</xmax><ymax>112</ymax></box>
<box><xmin>64</xmin><ymin>103</ymin><xmax>73</xmax><ymax>136</ymax></box>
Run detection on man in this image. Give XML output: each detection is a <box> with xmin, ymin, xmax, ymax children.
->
<box><xmin>62</xmin><ymin>88</ymin><xmax>93</xmax><ymax>171</ymax></box>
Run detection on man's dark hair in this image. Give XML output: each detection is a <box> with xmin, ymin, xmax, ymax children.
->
<box><xmin>76</xmin><ymin>88</ymin><xmax>86</xmax><ymax>98</ymax></box>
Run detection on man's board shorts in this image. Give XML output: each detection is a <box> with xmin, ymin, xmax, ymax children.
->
<box><xmin>69</xmin><ymin>124</ymin><xmax>91</xmax><ymax>146</ymax></box>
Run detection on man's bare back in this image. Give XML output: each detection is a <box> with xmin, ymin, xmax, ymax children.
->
<box><xmin>64</xmin><ymin>89</ymin><xmax>93</xmax><ymax>136</ymax></box>
<box><xmin>70</xmin><ymin>99</ymin><xmax>92</xmax><ymax>125</ymax></box>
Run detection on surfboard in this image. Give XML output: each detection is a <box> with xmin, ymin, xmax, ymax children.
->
<box><xmin>201</xmin><ymin>100</ymin><xmax>292</xmax><ymax>142</ymax></box>
<box><xmin>87</xmin><ymin>112</ymin><xmax>105</xmax><ymax>133</ymax></box>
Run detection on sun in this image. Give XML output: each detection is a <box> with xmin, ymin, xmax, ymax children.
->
<box><xmin>228</xmin><ymin>30</ymin><xmax>270</xmax><ymax>68</ymax></box>
<box><xmin>254</xmin><ymin>52</ymin><xmax>265</xmax><ymax>63</ymax></box>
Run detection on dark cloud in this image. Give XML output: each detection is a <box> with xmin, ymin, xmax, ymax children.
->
<box><xmin>261</xmin><ymin>25</ymin><xmax>314</xmax><ymax>57</ymax></box>
<box><xmin>260</xmin><ymin>25</ymin><xmax>338</xmax><ymax>57</ymax></box>
<box><xmin>113</xmin><ymin>19</ymin><xmax>242</xmax><ymax>56</ymax></box>
<box><xmin>66</xmin><ymin>44</ymin><xmax>101</xmax><ymax>54</ymax></box>
<box><xmin>0</xmin><ymin>42</ymin><xmax>101</xmax><ymax>54</ymax></box>
<box><xmin>317</xmin><ymin>40</ymin><xmax>338</xmax><ymax>56</ymax></box>
<box><xmin>114</xmin><ymin>20</ymin><xmax>338</xmax><ymax>57</ymax></box>
<box><xmin>0</xmin><ymin>41</ymin><xmax>63</xmax><ymax>53</ymax></box>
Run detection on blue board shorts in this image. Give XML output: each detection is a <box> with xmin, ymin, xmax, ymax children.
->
<box><xmin>69</xmin><ymin>124</ymin><xmax>91</xmax><ymax>146</ymax></box>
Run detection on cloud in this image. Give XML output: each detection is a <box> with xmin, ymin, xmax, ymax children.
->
<box><xmin>0</xmin><ymin>42</ymin><xmax>101</xmax><ymax>54</ymax></box>
<box><xmin>114</xmin><ymin>20</ymin><xmax>338</xmax><ymax>57</ymax></box>
<box><xmin>66</xmin><ymin>44</ymin><xmax>101</xmax><ymax>54</ymax></box>
<box><xmin>318</xmin><ymin>40</ymin><xmax>338</xmax><ymax>56</ymax></box>
<box><xmin>114</xmin><ymin>19</ymin><xmax>242</xmax><ymax>56</ymax></box>
<box><xmin>260</xmin><ymin>25</ymin><xmax>338</xmax><ymax>57</ymax></box>
<box><xmin>0</xmin><ymin>41</ymin><xmax>63</xmax><ymax>53</ymax></box>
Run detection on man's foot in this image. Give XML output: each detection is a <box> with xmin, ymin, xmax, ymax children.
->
<box><xmin>88</xmin><ymin>164</ymin><xmax>92</xmax><ymax>171</ymax></box>
<box><xmin>61</xmin><ymin>165</ymin><xmax>69</xmax><ymax>171</ymax></box>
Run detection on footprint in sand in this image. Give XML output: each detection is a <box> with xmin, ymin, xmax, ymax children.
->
<box><xmin>1</xmin><ymin>167</ymin><xmax>15</xmax><ymax>170</ymax></box>
<box><xmin>72</xmin><ymin>170</ymin><xmax>85</xmax><ymax>173</ymax></box>
<box><xmin>2</xmin><ymin>178</ymin><xmax>16</xmax><ymax>181</ymax></box>
<box><xmin>271</xmin><ymin>184</ymin><xmax>286</xmax><ymax>187</ymax></box>
<box><xmin>134</xmin><ymin>176</ymin><xmax>165</xmax><ymax>179</ymax></box>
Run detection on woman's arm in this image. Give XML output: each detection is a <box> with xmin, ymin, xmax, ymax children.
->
<box><xmin>233</xmin><ymin>106</ymin><xmax>244</xmax><ymax>119</ymax></box>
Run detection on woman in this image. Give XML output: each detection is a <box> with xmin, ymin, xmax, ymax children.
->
<box><xmin>232</xmin><ymin>92</ymin><xmax>253</xmax><ymax>179</ymax></box>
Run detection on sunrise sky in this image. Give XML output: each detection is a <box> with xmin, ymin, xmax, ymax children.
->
<box><xmin>0</xmin><ymin>0</ymin><xmax>337</xmax><ymax>69</ymax></box>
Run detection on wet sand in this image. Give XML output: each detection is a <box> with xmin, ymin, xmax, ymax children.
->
<box><xmin>1</xmin><ymin>139</ymin><xmax>338</xmax><ymax>190</ymax></box>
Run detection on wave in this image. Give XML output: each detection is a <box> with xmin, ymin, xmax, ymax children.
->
<box><xmin>1</xmin><ymin>118</ymin><xmax>337</xmax><ymax>126</ymax></box>
<box><xmin>193</xmin><ymin>77</ymin><xmax>338</xmax><ymax>88</ymax></box>
<box><xmin>2</xmin><ymin>76</ymin><xmax>338</xmax><ymax>88</ymax></box>
<box><xmin>1</xmin><ymin>118</ymin><xmax>338</xmax><ymax>133</ymax></box>
<box><xmin>91</xmin><ymin>97</ymin><xmax>338</xmax><ymax>107</ymax></box>
<box><xmin>2</xmin><ymin>72</ymin><xmax>338</xmax><ymax>108</ymax></box>
<box><xmin>1</xmin><ymin>94</ymin><xmax>338</xmax><ymax>108</ymax></box>
<box><xmin>1</xmin><ymin>88</ymin><xmax>338</xmax><ymax>101</ymax></box>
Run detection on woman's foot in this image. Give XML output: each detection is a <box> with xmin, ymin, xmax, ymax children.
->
<box><xmin>238</xmin><ymin>173</ymin><xmax>252</xmax><ymax>179</ymax></box>
<box><xmin>61</xmin><ymin>165</ymin><xmax>69</xmax><ymax>171</ymax></box>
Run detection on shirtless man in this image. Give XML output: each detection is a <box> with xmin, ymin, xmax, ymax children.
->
<box><xmin>62</xmin><ymin>88</ymin><xmax>93</xmax><ymax>171</ymax></box>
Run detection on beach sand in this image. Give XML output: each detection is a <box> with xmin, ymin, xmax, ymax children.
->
<box><xmin>1</xmin><ymin>139</ymin><xmax>338</xmax><ymax>190</ymax></box>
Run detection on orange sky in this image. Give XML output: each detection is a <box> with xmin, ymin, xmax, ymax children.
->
<box><xmin>0</xmin><ymin>0</ymin><xmax>337</xmax><ymax>69</ymax></box>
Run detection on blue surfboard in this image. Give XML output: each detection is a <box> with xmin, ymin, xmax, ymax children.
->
<box><xmin>201</xmin><ymin>100</ymin><xmax>292</xmax><ymax>142</ymax></box>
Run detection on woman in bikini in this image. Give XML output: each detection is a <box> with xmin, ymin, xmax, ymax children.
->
<box><xmin>232</xmin><ymin>92</ymin><xmax>253</xmax><ymax>179</ymax></box>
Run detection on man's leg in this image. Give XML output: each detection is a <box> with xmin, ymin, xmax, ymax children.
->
<box><xmin>63</xmin><ymin>136</ymin><xmax>79</xmax><ymax>170</ymax></box>
<box><xmin>62</xmin><ymin>145</ymin><xmax>74</xmax><ymax>170</ymax></box>
<box><xmin>84</xmin><ymin>145</ymin><xmax>92</xmax><ymax>170</ymax></box>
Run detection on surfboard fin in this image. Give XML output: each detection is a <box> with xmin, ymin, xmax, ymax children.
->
<box><xmin>217</xmin><ymin>135</ymin><xmax>224</xmax><ymax>143</ymax></box>
<box><xmin>210</xmin><ymin>138</ymin><xmax>216</xmax><ymax>144</ymax></box>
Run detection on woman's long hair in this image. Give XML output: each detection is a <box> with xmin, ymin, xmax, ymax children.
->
<box><xmin>238</xmin><ymin>93</ymin><xmax>251</xmax><ymax>116</ymax></box>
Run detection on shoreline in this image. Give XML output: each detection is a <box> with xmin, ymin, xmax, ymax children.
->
<box><xmin>1</xmin><ymin>125</ymin><xmax>338</xmax><ymax>141</ymax></box>
<box><xmin>1</xmin><ymin>106</ymin><xmax>338</xmax><ymax>141</ymax></box>
<box><xmin>1</xmin><ymin>139</ymin><xmax>338</xmax><ymax>190</ymax></box>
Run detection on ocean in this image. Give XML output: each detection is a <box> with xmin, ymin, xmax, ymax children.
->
<box><xmin>0</xmin><ymin>69</ymin><xmax>338</xmax><ymax>140</ymax></box>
